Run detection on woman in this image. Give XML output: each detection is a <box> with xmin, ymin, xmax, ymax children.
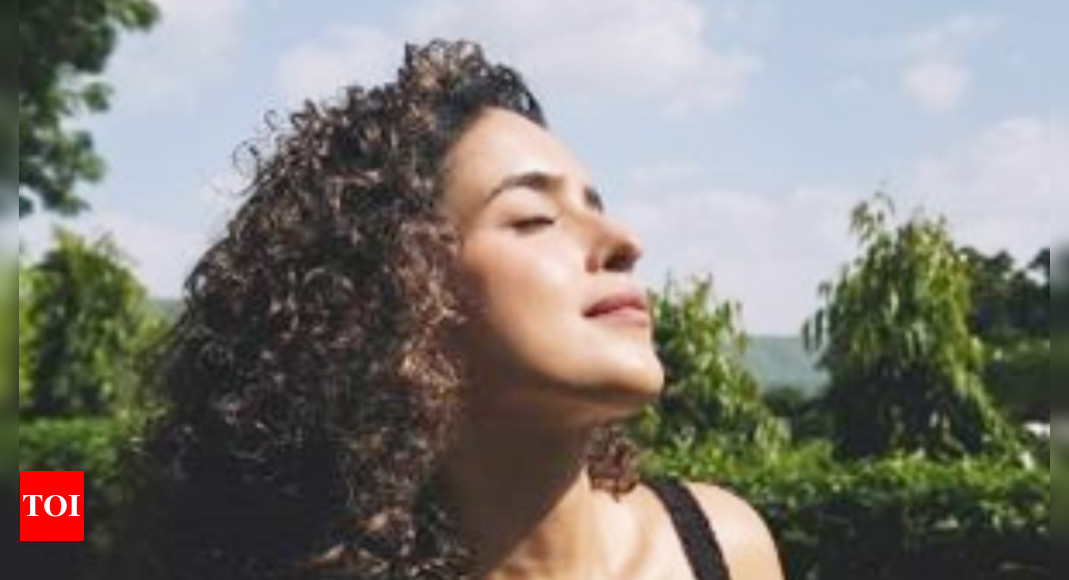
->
<box><xmin>122</xmin><ymin>40</ymin><xmax>784</xmax><ymax>580</ymax></box>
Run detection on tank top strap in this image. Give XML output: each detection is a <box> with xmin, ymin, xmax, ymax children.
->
<box><xmin>645</xmin><ymin>478</ymin><xmax>731</xmax><ymax>580</ymax></box>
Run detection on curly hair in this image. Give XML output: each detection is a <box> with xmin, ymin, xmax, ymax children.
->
<box><xmin>115</xmin><ymin>40</ymin><xmax>641</xmax><ymax>580</ymax></box>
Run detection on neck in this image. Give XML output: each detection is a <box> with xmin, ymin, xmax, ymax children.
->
<box><xmin>439</xmin><ymin>414</ymin><xmax>612</xmax><ymax>580</ymax></box>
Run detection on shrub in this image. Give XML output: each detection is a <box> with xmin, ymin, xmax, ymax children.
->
<box><xmin>805</xmin><ymin>195</ymin><xmax>1020</xmax><ymax>460</ymax></box>
<box><xmin>20</xmin><ymin>229</ymin><xmax>165</xmax><ymax>418</ymax></box>
<box><xmin>18</xmin><ymin>419</ymin><xmax>1049</xmax><ymax>580</ymax></box>
<box><xmin>985</xmin><ymin>339</ymin><xmax>1049</xmax><ymax>422</ymax></box>
<box><xmin>19</xmin><ymin>418</ymin><xmax>130</xmax><ymax>579</ymax></box>
<box><xmin>646</xmin><ymin>444</ymin><xmax>1049</xmax><ymax>580</ymax></box>
<box><xmin>635</xmin><ymin>275</ymin><xmax>787</xmax><ymax>455</ymax></box>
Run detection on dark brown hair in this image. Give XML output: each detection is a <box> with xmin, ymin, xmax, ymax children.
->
<box><xmin>118</xmin><ymin>39</ymin><xmax>640</xmax><ymax>580</ymax></box>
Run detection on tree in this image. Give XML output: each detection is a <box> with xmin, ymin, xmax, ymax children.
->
<box><xmin>17</xmin><ymin>0</ymin><xmax>158</xmax><ymax>217</ymax></box>
<box><xmin>634</xmin><ymin>275</ymin><xmax>787</xmax><ymax>455</ymax></box>
<box><xmin>984</xmin><ymin>340</ymin><xmax>1048</xmax><ymax>422</ymax></box>
<box><xmin>804</xmin><ymin>194</ymin><xmax>1019</xmax><ymax>460</ymax></box>
<box><xmin>960</xmin><ymin>246</ymin><xmax>1049</xmax><ymax>345</ymax></box>
<box><xmin>1024</xmin><ymin>248</ymin><xmax>1050</xmax><ymax>335</ymax></box>
<box><xmin>21</xmin><ymin>228</ymin><xmax>163</xmax><ymax>418</ymax></box>
<box><xmin>1030</xmin><ymin>248</ymin><xmax>1050</xmax><ymax>287</ymax></box>
<box><xmin>762</xmin><ymin>385</ymin><xmax>831</xmax><ymax>442</ymax></box>
<box><xmin>960</xmin><ymin>246</ymin><xmax>1050</xmax><ymax>422</ymax></box>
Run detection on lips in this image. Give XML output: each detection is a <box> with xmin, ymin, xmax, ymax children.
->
<box><xmin>584</xmin><ymin>290</ymin><xmax>650</xmax><ymax>318</ymax></box>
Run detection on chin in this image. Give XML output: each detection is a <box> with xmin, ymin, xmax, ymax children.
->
<box><xmin>580</xmin><ymin>366</ymin><xmax>666</xmax><ymax>423</ymax></box>
<box><xmin>479</xmin><ymin>351</ymin><xmax>665</xmax><ymax>426</ymax></box>
<box><xmin>614</xmin><ymin>379</ymin><xmax>664</xmax><ymax>416</ymax></box>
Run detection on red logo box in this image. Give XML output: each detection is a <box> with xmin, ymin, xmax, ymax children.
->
<box><xmin>21</xmin><ymin>471</ymin><xmax>85</xmax><ymax>542</ymax></box>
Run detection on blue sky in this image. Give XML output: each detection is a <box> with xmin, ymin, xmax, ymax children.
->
<box><xmin>15</xmin><ymin>0</ymin><xmax>1064</xmax><ymax>333</ymax></box>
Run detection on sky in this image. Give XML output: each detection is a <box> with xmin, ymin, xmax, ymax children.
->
<box><xmin>15</xmin><ymin>0</ymin><xmax>1065</xmax><ymax>334</ymax></box>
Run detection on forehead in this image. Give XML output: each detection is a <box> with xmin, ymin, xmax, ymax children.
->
<box><xmin>440</xmin><ymin>108</ymin><xmax>589</xmax><ymax>217</ymax></box>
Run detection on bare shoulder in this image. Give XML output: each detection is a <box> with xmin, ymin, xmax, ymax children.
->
<box><xmin>683</xmin><ymin>482</ymin><xmax>786</xmax><ymax>580</ymax></box>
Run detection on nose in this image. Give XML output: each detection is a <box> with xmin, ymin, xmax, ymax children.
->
<box><xmin>588</xmin><ymin>215</ymin><xmax>643</xmax><ymax>274</ymax></box>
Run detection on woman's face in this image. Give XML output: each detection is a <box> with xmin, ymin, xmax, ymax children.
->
<box><xmin>439</xmin><ymin>108</ymin><xmax>664</xmax><ymax>428</ymax></box>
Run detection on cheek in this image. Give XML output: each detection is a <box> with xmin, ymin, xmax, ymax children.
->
<box><xmin>458</xmin><ymin>239</ymin><xmax>582</xmax><ymax>358</ymax></box>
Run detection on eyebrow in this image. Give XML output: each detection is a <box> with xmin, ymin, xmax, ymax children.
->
<box><xmin>483</xmin><ymin>171</ymin><xmax>605</xmax><ymax>213</ymax></box>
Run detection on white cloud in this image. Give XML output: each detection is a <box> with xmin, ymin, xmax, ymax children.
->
<box><xmin>901</xmin><ymin>13</ymin><xmax>1000</xmax><ymax>60</ymax></box>
<box><xmin>109</xmin><ymin>0</ymin><xmax>249</xmax><ymax>109</ymax></box>
<box><xmin>274</xmin><ymin>0</ymin><xmax>761</xmax><ymax>115</ymax></box>
<box><xmin>617</xmin><ymin>185</ymin><xmax>857</xmax><ymax>334</ymax></box>
<box><xmin>617</xmin><ymin>116</ymin><xmax>1059</xmax><ymax>334</ymax></box>
<box><xmin>896</xmin><ymin>13</ymin><xmax>998</xmax><ymax>114</ymax></box>
<box><xmin>414</xmin><ymin>0</ymin><xmax>762</xmax><ymax>114</ymax></box>
<box><xmin>908</xmin><ymin>116</ymin><xmax>1064</xmax><ymax>259</ymax></box>
<box><xmin>834</xmin><ymin>13</ymin><xmax>1001</xmax><ymax>113</ymax></box>
<box><xmin>18</xmin><ymin>211</ymin><xmax>203</xmax><ymax>298</ymax></box>
<box><xmin>901</xmin><ymin>59</ymin><xmax>970</xmax><ymax>114</ymax></box>
<box><xmin>275</xmin><ymin>26</ymin><xmax>398</xmax><ymax>103</ymax></box>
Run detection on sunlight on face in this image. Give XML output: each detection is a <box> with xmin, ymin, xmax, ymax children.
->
<box><xmin>439</xmin><ymin>109</ymin><xmax>664</xmax><ymax>428</ymax></box>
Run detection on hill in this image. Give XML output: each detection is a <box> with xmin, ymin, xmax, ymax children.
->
<box><xmin>742</xmin><ymin>335</ymin><xmax>827</xmax><ymax>396</ymax></box>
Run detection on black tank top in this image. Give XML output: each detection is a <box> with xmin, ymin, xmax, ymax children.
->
<box><xmin>645</xmin><ymin>478</ymin><xmax>731</xmax><ymax>580</ymax></box>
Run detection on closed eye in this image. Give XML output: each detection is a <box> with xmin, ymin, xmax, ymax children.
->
<box><xmin>511</xmin><ymin>215</ymin><xmax>558</xmax><ymax>232</ymax></box>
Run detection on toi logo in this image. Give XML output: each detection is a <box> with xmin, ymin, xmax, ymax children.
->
<box><xmin>20</xmin><ymin>471</ymin><xmax>85</xmax><ymax>542</ymax></box>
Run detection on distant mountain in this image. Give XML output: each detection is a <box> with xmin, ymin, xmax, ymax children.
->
<box><xmin>149</xmin><ymin>297</ymin><xmax>182</xmax><ymax>322</ymax></box>
<box><xmin>742</xmin><ymin>335</ymin><xmax>828</xmax><ymax>396</ymax></box>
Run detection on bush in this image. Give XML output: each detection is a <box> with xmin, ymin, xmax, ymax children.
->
<box><xmin>19</xmin><ymin>418</ymin><xmax>130</xmax><ymax>579</ymax></box>
<box><xmin>646</xmin><ymin>444</ymin><xmax>1049</xmax><ymax>580</ymax></box>
<box><xmin>635</xmin><ymin>275</ymin><xmax>787</xmax><ymax>454</ymax></box>
<box><xmin>805</xmin><ymin>196</ymin><xmax>1021</xmax><ymax>460</ymax></box>
<box><xmin>762</xmin><ymin>386</ymin><xmax>833</xmax><ymax>442</ymax></box>
<box><xmin>20</xmin><ymin>229</ymin><xmax>165</xmax><ymax>418</ymax></box>
<box><xmin>18</xmin><ymin>417</ymin><xmax>1049</xmax><ymax>580</ymax></box>
<box><xmin>985</xmin><ymin>339</ymin><xmax>1049</xmax><ymax>422</ymax></box>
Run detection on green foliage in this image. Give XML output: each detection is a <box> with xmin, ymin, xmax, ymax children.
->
<box><xmin>21</xmin><ymin>228</ymin><xmax>165</xmax><ymax>418</ymax></box>
<box><xmin>763</xmin><ymin>385</ymin><xmax>832</xmax><ymax>442</ymax></box>
<box><xmin>634</xmin><ymin>275</ymin><xmax>787</xmax><ymax>455</ymax></box>
<box><xmin>984</xmin><ymin>339</ymin><xmax>1049</xmax><ymax>422</ymax></box>
<box><xmin>960</xmin><ymin>247</ymin><xmax>1050</xmax><ymax>423</ymax></box>
<box><xmin>646</xmin><ymin>446</ymin><xmax>1049</xmax><ymax>580</ymax></box>
<box><xmin>18</xmin><ymin>254</ymin><xmax>35</xmax><ymax>409</ymax></box>
<box><xmin>20</xmin><ymin>418</ymin><xmax>131</xmax><ymax>579</ymax></box>
<box><xmin>805</xmin><ymin>194</ymin><xmax>1020</xmax><ymax>460</ymax></box>
<box><xmin>18</xmin><ymin>418</ymin><xmax>1050</xmax><ymax>580</ymax></box>
<box><xmin>18</xmin><ymin>0</ymin><xmax>159</xmax><ymax>217</ymax></box>
<box><xmin>961</xmin><ymin>247</ymin><xmax>1049</xmax><ymax>346</ymax></box>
